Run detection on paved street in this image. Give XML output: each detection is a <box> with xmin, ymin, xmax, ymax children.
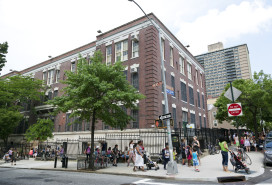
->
<box><xmin>0</xmin><ymin>168</ymin><xmax>216</xmax><ymax>185</ymax></box>
<box><xmin>0</xmin><ymin>150</ymin><xmax>267</xmax><ymax>184</ymax></box>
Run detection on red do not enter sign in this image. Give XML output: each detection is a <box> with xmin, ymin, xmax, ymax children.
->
<box><xmin>227</xmin><ymin>103</ymin><xmax>243</xmax><ymax>117</ymax></box>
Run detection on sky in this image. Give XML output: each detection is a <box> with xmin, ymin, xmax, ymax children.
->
<box><xmin>0</xmin><ymin>0</ymin><xmax>272</xmax><ymax>76</ymax></box>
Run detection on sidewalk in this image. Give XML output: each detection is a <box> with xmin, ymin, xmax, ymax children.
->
<box><xmin>0</xmin><ymin>151</ymin><xmax>264</xmax><ymax>182</ymax></box>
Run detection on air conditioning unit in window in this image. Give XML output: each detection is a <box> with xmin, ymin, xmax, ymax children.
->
<box><xmin>131</xmin><ymin>67</ymin><xmax>138</xmax><ymax>73</ymax></box>
<box><xmin>131</xmin><ymin>35</ymin><xmax>139</xmax><ymax>42</ymax></box>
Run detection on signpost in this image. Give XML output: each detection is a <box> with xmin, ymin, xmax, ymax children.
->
<box><xmin>227</xmin><ymin>103</ymin><xmax>243</xmax><ymax>117</ymax></box>
<box><xmin>152</xmin><ymin>81</ymin><xmax>163</xmax><ymax>88</ymax></box>
<box><xmin>224</xmin><ymin>87</ymin><xmax>242</xmax><ymax>101</ymax></box>
<box><xmin>159</xmin><ymin>113</ymin><xmax>172</xmax><ymax>120</ymax></box>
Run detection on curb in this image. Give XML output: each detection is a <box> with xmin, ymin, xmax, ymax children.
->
<box><xmin>0</xmin><ymin>166</ymin><xmax>222</xmax><ymax>182</ymax></box>
<box><xmin>0</xmin><ymin>163</ymin><xmax>265</xmax><ymax>183</ymax></box>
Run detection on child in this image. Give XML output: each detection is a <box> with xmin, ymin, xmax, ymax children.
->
<box><xmin>173</xmin><ymin>147</ymin><xmax>177</xmax><ymax>161</ymax></box>
<box><xmin>192</xmin><ymin>146</ymin><xmax>200</xmax><ymax>172</ymax></box>
<box><xmin>186</xmin><ymin>144</ymin><xmax>192</xmax><ymax>167</ymax></box>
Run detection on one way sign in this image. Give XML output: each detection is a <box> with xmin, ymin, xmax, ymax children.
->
<box><xmin>159</xmin><ymin>113</ymin><xmax>172</xmax><ymax>120</ymax></box>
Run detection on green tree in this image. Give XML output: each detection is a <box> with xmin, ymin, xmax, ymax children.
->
<box><xmin>0</xmin><ymin>75</ymin><xmax>43</xmax><ymax>146</ymax></box>
<box><xmin>214</xmin><ymin>71</ymin><xmax>272</xmax><ymax>138</ymax></box>
<box><xmin>0</xmin><ymin>42</ymin><xmax>8</xmax><ymax>72</ymax></box>
<box><xmin>25</xmin><ymin>118</ymin><xmax>54</xmax><ymax>142</ymax></box>
<box><xmin>49</xmin><ymin>51</ymin><xmax>145</xmax><ymax>170</ymax></box>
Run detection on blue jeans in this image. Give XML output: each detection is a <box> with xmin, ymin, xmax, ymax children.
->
<box><xmin>221</xmin><ymin>151</ymin><xmax>228</xmax><ymax>166</ymax></box>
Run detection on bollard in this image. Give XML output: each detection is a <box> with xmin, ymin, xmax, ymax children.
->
<box><xmin>65</xmin><ymin>156</ymin><xmax>68</xmax><ymax>168</ymax></box>
<box><xmin>61</xmin><ymin>156</ymin><xmax>65</xmax><ymax>168</ymax></box>
<box><xmin>54</xmin><ymin>156</ymin><xmax>57</xmax><ymax>168</ymax></box>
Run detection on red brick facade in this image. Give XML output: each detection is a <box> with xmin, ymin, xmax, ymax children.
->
<box><xmin>5</xmin><ymin>13</ymin><xmax>209</xmax><ymax>132</ymax></box>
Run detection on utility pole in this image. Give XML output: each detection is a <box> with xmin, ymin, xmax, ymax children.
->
<box><xmin>230</xmin><ymin>82</ymin><xmax>240</xmax><ymax>144</ymax></box>
<box><xmin>128</xmin><ymin>0</ymin><xmax>178</xmax><ymax>174</ymax></box>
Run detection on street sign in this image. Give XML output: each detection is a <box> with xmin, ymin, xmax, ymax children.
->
<box><xmin>227</xmin><ymin>103</ymin><xmax>243</xmax><ymax>117</ymax></box>
<box><xmin>224</xmin><ymin>87</ymin><xmax>242</xmax><ymax>101</ymax></box>
<box><xmin>159</xmin><ymin>113</ymin><xmax>172</xmax><ymax>120</ymax></box>
<box><xmin>152</xmin><ymin>81</ymin><xmax>163</xmax><ymax>87</ymax></box>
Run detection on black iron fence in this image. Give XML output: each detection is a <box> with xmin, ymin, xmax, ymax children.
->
<box><xmin>1</xmin><ymin>128</ymin><xmax>247</xmax><ymax>160</ymax></box>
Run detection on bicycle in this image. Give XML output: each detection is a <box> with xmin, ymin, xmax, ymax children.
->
<box><xmin>237</xmin><ymin>147</ymin><xmax>252</xmax><ymax>165</ymax></box>
<box><xmin>208</xmin><ymin>143</ymin><xmax>220</xmax><ymax>155</ymax></box>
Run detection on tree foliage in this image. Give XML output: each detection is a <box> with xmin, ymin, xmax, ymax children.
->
<box><xmin>25</xmin><ymin>118</ymin><xmax>54</xmax><ymax>142</ymax></box>
<box><xmin>0</xmin><ymin>42</ymin><xmax>8</xmax><ymax>72</ymax></box>
<box><xmin>0</xmin><ymin>75</ymin><xmax>43</xmax><ymax>145</ymax></box>
<box><xmin>214</xmin><ymin>71</ymin><xmax>272</xmax><ymax>138</ymax></box>
<box><xmin>49</xmin><ymin>51</ymin><xmax>145</xmax><ymax>169</ymax></box>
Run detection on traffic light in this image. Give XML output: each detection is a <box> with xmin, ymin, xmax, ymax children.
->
<box><xmin>170</xmin><ymin>119</ymin><xmax>174</xmax><ymax>127</ymax></box>
<box><xmin>155</xmin><ymin>119</ymin><xmax>163</xmax><ymax>128</ymax></box>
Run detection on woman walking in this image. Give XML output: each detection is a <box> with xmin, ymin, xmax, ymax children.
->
<box><xmin>133</xmin><ymin>140</ymin><xmax>145</xmax><ymax>172</ymax></box>
<box><xmin>219</xmin><ymin>137</ymin><xmax>229</xmax><ymax>172</ymax></box>
<box><xmin>244</xmin><ymin>136</ymin><xmax>251</xmax><ymax>152</ymax></box>
<box><xmin>127</xmin><ymin>140</ymin><xmax>134</xmax><ymax>167</ymax></box>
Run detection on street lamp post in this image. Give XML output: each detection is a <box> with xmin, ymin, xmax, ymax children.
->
<box><xmin>128</xmin><ymin>0</ymin><xmax>178</xmax><ymax>174</ymax></box>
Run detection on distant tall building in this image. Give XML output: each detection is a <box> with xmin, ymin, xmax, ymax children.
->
<box><xmin>195</xmin><ymin>43</ymin><xmax>252</xmax><ymax>99</ymax></box>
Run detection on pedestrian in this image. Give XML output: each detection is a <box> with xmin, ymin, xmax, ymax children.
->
<box><xmin>163</xmin><ymin>144</ymin><xmax>170</xmax><ymax>170</ymax></box>
<box><xmin>85</xmin><ymin>144</ymin><xmax>91</xmax><ymax>161</ymax></box>
<box><xmin>180</xmin><ymin>139</ymin><xmax>186</xmax><ymax>165</ymax></box>
<box><xmin>101</xmin><ymin>141</ymin><xmax>107</xmax><ymax>156</ymax></box>
<box><xmin>112</xmin><ymin>144</ymin><xmax>118</xmax><ymax>167</ymax></box>
<box><xmin>219</xmin><ymin>137</ymin><xmax>230</xmax><ymax>172</ymax></box>
<box><xmin>253</xmin><ymin>140</ymin><xmax>257</xmax><ymax>152</ymax></box>
<box><xmin>107</xmin><ymin>147</ymin><xmax>112</xmax><ymax>157</ymax></box>
<box><xmin>192</xmin><ymin>146</ymin><xmax>200</xmax><ymax>172</ymax></box>
<box><xmin>234</xmin><ymin>134</ymin><xmax>239</xmax><ymax>147</ymax></box>
<box><xmin>173</xmin><ymin>147</ymin><xmax>177</xmax><ymax>161</ymax></box>
<box><xmin>133</xmin><ymin>140</ymin><xmax>145</xmax><ymax>172</ymax></box>
<box><xmin>244</xmin><ymin>136</ymin><xmax>251</xmax><ymax>152</ymax></box>
<box><xmin>4</xmin><ymin>152</ymin><xmax>10</xmax><ymax>163</ymax></box>
<box><xmin>240</xmin><ymin>137</ymin><xmax>244</xmax><ymax>149</ymax></box>
<box><xmin>8</xmin><ymin>148</ymin><xmax>13</xmax><ymax>160</ymax></box>
<box><xmin>11</xmin><ymin>148</ymin><xmax>17</xmax><ymax>165</ymax></box>
<box><xmin>186</xmin><ymin>144</ymin><xmax>192</xmax><ymax>167</ymax></box>
<box><xmin>192</xmin><ymin>136</ymin><xmax>201</xmax><ymax>164</ymax></box>
<box><xmin>59</xmin><ymin>146</ymin><xmax>64</xmax><ymax>158</ymax></box>
<box><xmin>29</xmin><ymin>148</ymin><xmax>33</xmax><ymax>158</ymax></box>
<box><xmin>127</xmin><ymin>140</ymin><xmax>135</xmax><ymax>167</ymax></box>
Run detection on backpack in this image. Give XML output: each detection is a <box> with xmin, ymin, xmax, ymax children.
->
<box><xmin>86</xmin><ymin>147</ymin><xmax>91</xmax><ymax>154</ymax></box>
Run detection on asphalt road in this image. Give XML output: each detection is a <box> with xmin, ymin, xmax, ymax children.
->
<box><xmin>1</xmin><ymin>165</ymin><xmax>272</xmax><ymax>185</ymax></box>
<box><xmin>0</xmin><ymin>168</ymin><xmax>217</xmax><ymax>185</ymax></box>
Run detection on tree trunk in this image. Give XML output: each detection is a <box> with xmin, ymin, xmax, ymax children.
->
<box><xmin>89</xmin><ymin>109</ymin><xmax>96</xmax><ymax>170</ymax></box>
<box><xmin>3</xmin><ymin>137</ymin><xmax>8</xmax><ymax>148</ymax></box>
<box><xmin>253</xmin><ymin>111</ymin><xmax>259</xmax><ymax>142</ymax></box>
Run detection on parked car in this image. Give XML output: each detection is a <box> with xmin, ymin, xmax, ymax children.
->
<box><xmin>267</xmin><ymin>131</ymin><xmax>272</xmax><ymax>138</ymax></box>
<box><xmin>263</xmin><ymin>138</ymin><xmax>272</xmax><ymax>165</ymax></box>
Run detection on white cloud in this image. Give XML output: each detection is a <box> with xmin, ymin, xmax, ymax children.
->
<box><xmin>177</xmin><ymin>0</ymin><xmax>272</xmax><ymax>55</ymax></box>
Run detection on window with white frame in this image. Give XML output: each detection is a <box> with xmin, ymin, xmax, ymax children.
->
<box><xmin>213</xmin><ymin>120</ymin><xmax>218</xmax><ymax>127</ymax></box>
<box><xmin>106</xmin><ymin>46</ymin><xmax>112</xmax><ymax>65</ymax></box>
<box><xmin>132</xmin><ymin>40</ymin><xmax>139</xmax><ymax>58</ymax></box>
<box><xmin>187</xmin><ymin>63</ymin><xmax>192</xmax><ymax>80</ymax></box>
<box><xmin>212</xmin><ymin>111</ymin><xmax>216</xmax><ymax>117</ymax></box>
<box><xmin>161</xmin><ymin>38</ymin><xmax>165</xmax><ymax>60</ymax></box>
<box><xmin>115</xmin><ymin>40</ymin><xmax>128</xmax><ymax>62</ymax></box>
<box><xmin>47</xmin><ymin>69</ymin><xmax>54</xmax><ymax>85</ymax></box>
<box><xmin>71</xmin><ymin>62</ymin><xmax>76</xmax><ymax>73</ymax></box>
<box><xmin>55</xmin><ymin>70</ymin><xmax>60</xmax><ymax>83</ymax></box>
<box><xmin>195</xmin><ymin>70</ymin><xmax>199</xmax><ymax>85</ymax></box>
<box><xmin>179</xmin><ymin>56</ymin><xmax>185</xmax><ymax>75</ymax></box>
<box><xmin>42</xmin><ymin>72</ymin><xmax>46</xmax><ymax>83</ymax></box>
<box><xmin>200</xmin><ymin>73</ymin><xmax>203</xmax><ymax>88</ymax></box>
<box><xmin>170</xmin><ymin>47</ymin><xmax>174</xmax><ymax>67</ymax></box>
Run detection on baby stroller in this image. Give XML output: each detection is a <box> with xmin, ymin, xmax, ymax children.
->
<box><xmin>229</xmin><ymin>150</ymin><xmax>250</xmax><ymax>174</ymax></box>
<box><xmin>143</xmin><ymin>152</ymin><xmax>159</xmax><ymax>170</ymax></box>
